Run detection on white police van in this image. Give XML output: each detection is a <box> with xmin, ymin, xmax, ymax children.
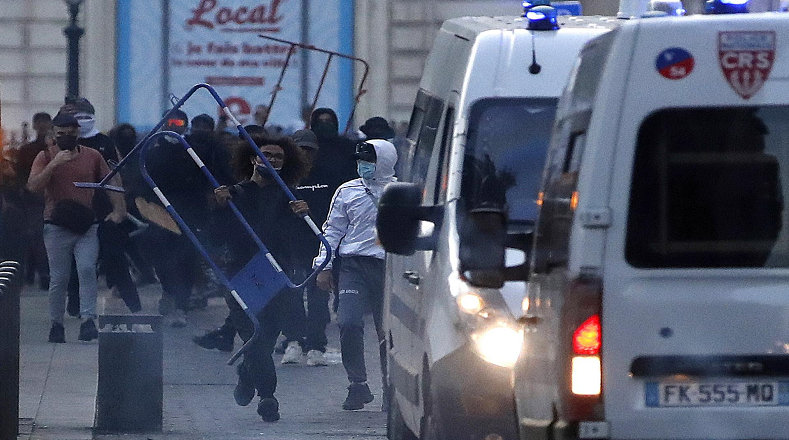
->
<box><xmin>521</xmin><ymin>5</ymin><xmax>789</xmax><ymax>440</ymax></box>
<box><xmin>375</xmin><ymin>5</ymin><xmax>617</xmax><ymax>440</ymax></box>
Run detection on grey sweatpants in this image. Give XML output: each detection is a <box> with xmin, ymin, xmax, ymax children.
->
<box><xmin>44</xmin><ymin>223</ymin><xmax>99</xmax><ymax>324</ymax></box>
<box><xmin>337</xmin><ymin>256</ymin><xmax>387</xmax><ymax>385</ymax></box>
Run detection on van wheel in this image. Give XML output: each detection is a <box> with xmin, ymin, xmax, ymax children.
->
<box><xmin>419</xmin><ymin>362</ymin><xmax>443</xmax><ymax>440</ymax></box>
<box><xmin>388</xmin><ymin>382</ymin><xmax>418</xmax><ymax>440</ymax></box>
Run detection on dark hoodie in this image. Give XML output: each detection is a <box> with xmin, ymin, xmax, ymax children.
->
<box><xmin>292</xmin><ymin>108</ymin><xmax>359</xmax><ymax>268</ymax></box>
<box><xmin>299</xmin><ymin>108</ymin><xmax>358</xmax><ymax>224</ymax></box>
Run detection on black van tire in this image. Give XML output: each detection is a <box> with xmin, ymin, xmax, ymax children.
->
<box><xmin>388</xmin><ymin>382</ymin><xmax>418</xmax><ymax>440</ymax></box>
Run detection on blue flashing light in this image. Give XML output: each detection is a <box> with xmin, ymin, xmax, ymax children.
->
<box><xmin>522</xmin><ymin>0</ymin><xmax>552</xmax><ymax>15</ymax></box>
<box><xmin>705</xmin><ymin>0</ymin><xmax>749</xmax><ymax>13</ymax></box>
<box><xmin>526</xmin><ymin>5</ymin><xmax>559</xmax><ymax>30</ymax></box>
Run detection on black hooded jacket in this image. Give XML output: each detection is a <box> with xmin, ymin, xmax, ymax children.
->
<box><xmin>292</xmin><ymin>108</ymin><xmax>359</xmax><ymax>268</ymax></box>
<box><xmin>298</xmin><ymin>108</ymin><xmax>358</xmax><ymax>224</ymax></box>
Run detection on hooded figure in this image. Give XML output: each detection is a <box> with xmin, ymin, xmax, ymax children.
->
<box><xmin>299</xmin><ymin>108</ymin><xmax>358</xmax><ymax>225</ymax></box>
<box><xmin>312</xmin><ymin>139</ymin><xmax>397</xmax><ymax>411</ymax></box>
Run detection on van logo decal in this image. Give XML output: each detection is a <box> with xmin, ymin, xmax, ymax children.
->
<box><xmin>656</xmin><ymin>47</ymin><xmax>694</xmax><ymax>80</ymax></box>
<box><xmin>719</xmin><ymin>31</ymin><xmax>776</xmax><ymax>99</ymax></box>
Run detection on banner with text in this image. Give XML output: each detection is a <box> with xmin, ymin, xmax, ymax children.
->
<box><xmin>170</xmin><ymin>0</ymin><xmax>304</xmax><ymax>129</ymax></box>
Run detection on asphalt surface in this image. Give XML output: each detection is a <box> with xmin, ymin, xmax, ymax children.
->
<box><xmin>18</xmin><ymin>282</ymin><xmax>386</xmax><ymax>440</ymax></box>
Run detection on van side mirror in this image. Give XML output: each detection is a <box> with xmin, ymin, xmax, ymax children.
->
<box><xmin>377</xmin><ymin>182</ymin><xmax>444</xmax><ymax>255</ymax></box>
<box><xmin>460</xmin><ymin>212</ymin><xmax>533</xmax><ymax>288</ymax></box>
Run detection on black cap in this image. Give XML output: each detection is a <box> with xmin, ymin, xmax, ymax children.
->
<box><xmin>51</xmin><ymin>113</ymin><xmax>79</xmax><ymax>128</ymax></box>
<box><xmin>353</xmin><ymin>141</ymin><xmax>377</xmax><ymax>162</ymax></box>
<box><xmin>292</xmin><ymin>129</ymin><xmax>319</xmax><ymax>150</ymax></box>
<box><xmin>360</xmin><ymin>117</ymin><xmax>395</xmax><ymax>140</ymax></box>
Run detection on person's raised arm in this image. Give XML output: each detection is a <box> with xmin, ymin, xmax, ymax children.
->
<box><xmin>27</xmin><ymin>149</ymin><xmax>73</xmax><ymax>193</ymax></box>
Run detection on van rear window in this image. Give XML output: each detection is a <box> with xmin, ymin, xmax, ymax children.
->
<box><xmin>627</xmin><ymin>107</ymin><xmax>789</xmax><ymax>268</ymax></box>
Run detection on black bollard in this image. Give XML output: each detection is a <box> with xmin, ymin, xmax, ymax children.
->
<box><xmin>95</xmin><ymin>314</ymin><xmax>163</xmax><ymax>433</ymax></box>
<box><xmin>0</xmin><ymin>261</ymin><xmax>21</xmax><ymax>439</ymax></box>
<box><xmin>0</xmin><ymin>177</ymin><xmax>36</xmax><ymax>437</ymax></box>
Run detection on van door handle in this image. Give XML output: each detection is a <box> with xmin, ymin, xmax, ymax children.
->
<box><xmin>518</xmin><ymin>314</ymin><xmax>543</xmax><ymax>326</ymax></box>
<box><xmin>403</xmin><ymin>271</ymin><xmax>421</xmax><ymax>286</ymax></box>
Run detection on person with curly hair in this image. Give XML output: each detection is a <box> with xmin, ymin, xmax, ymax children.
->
<box><xmin>212</xmin><ymin>133</ymin><xmax>311</xmax><ymax>422</ymax></box>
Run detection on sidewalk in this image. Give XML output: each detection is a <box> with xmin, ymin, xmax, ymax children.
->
<box><xmin>18</xmin><ymin>282</ymin><xmax>386</xmax><ymax>440</ymax></box>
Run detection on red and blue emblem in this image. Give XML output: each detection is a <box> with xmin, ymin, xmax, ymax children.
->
<box><xmin>656</xmin><ymin>47</ymin><xmax>695</xmax><ymax>80</ymax></box>
<box><xmin>719</xmin><ymin>31</ymin><xmax>776</xmax><ymax>100</ymax></box>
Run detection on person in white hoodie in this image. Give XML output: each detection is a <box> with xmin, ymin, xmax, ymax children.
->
<box><xmin>313</xmin><ymin>139</ymin><xmax>397</xmax><ymax>411</ymax></box>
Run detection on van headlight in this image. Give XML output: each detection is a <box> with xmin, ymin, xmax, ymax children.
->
<box><xmin>471</xmin><ymin>324</ymin><xmax>524</xmax><ymax>368</ymax></box>
<box><xmin>450</xmin><ymin>271</ymin><xmax>524</xmax><ymax>368</ymax></box>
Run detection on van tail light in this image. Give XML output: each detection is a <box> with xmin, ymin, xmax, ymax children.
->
<box><xmin>573</xmin><ymin>315</ymin><xmax>601</xmax><ymax>355</ymax></box>
<box><xmin>561</xmin><ymin>276</ymin><xmax>603</xmax><ymax>421</ymax></box>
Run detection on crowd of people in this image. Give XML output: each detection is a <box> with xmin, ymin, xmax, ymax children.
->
<box><xmin>6</xmin><ymin>97</ymin><xmax>407</xmax><ymax>422</ymax></box>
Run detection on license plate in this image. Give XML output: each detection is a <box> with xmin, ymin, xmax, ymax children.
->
<box><xmin>645</xmin><ymin>381</ymin><xmax>789</xmax><ymax>407</ymax></box>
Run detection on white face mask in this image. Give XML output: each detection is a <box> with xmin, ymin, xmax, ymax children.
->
<box><xmin>75</xmin><ymin>114</ymin><xmax>96</xmax><ymax>138</ymax></box>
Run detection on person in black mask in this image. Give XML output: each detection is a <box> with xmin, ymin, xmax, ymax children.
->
<box><xmin>28</xmin><ymin>113</ymin><xmax>127</xmax><ymax>342</ymax></box>
<box><xmin>141</xmin><ymin>110</ymin><xmax>200</xmax><ymax>327</ymax></box>
<box><xmin>58</xmin><ymin>99</ymin><xmax>141</xmax><ymax>315</ymax></box>
<box><xmin>185</xmin><ymin>114</ymin><xmax>234</xmax><ymax>310</ymax></box>
<box><xmin>289</xmin><ymin>108</ymin><xmax>358</xmax><ymax>347</ymax></box>
<box><xmin>108</xmin><ymin>123</ymin><xmax>158</xmax><ymax>286</ymax></box>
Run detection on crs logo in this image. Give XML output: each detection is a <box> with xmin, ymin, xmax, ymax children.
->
<box><xmin>719</xmin><ymin>31</ymin><xmax>776</xmax><ymax>99</ymax></box>
<box><xmin>221</xmin><ymin>97</ymin><xmax>252</xmax><ymax>125</ymax></box>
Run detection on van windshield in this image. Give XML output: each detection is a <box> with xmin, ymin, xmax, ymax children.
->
<box><xmin>627</xmin><ymin>106</ymin><xmax>789</xmax><ymax>268</ymax></box>
<box><xmin>462</xmin><ymin>98</ymin><xmax>557</xmax><ymax>223</ymax></box>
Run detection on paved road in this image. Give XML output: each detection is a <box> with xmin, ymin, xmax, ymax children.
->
<box><xmin>19</xmin><ymin>283</ymin><xmax>387</xmax><ymax>440</ymax></box>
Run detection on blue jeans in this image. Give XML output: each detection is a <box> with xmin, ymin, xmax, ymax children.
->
<box><xmin>337</xmin><ymin>256</ymin><xmax>387</xmax><ymax>384</ymax></box>
<box><xmin>44</xmin><ymin>223</ymin><xmax>99</xmax><ymax>323</ymax></box>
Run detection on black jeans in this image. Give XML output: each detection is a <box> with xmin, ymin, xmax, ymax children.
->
<box><xmin>141</xmin><ymin>226</ymin><xmax>195</xmax><ymax>311</ymax></box>
<box><xmin>280</xmin><ymin>273</ymin><xmax>331</xmax><ymax>352</ymax></box>
<box><xmin>337</xmin><ymin>256</ymin><xmax>386</xmax><ymax>384</ymax></box>
<box><xmin>226</xmin><ymin>288</ymin><xmax>289</xmax><ymax>398</ymax></box>
<box><xmin>99</xmin><ymin>221</ymin><xmax>141</xmax><ymax>311</ymax></box>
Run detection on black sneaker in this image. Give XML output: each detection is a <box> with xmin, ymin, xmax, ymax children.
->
<box><xmin>343</xmin><ymin>383</ymin><xmax>375</xmax><ymax>410</ymax></box>
<box><xmin>78</xmin><ymin>319</ymin><xmax>98</xmax><ymax>342</ymax></box>
<box><xmin>257</xmin><ymin>397</ymin><xmax>280</xmax><ymax>422</ymax></box>
<box><xmin>234</xmin><ymin>362</ymin><xmax>255</xmax><ymax>407</ymax></box>
<box><xmin>48</xmin><ymin>323</ymin><xmax>65</xmax><ymax>343</ymax></box>
<box><xmin>193</xmin><ymin>327</ymin><xmax>234</xmax><ymax>352</ymax></box>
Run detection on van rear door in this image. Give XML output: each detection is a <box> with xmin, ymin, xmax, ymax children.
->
<box><xmin>599</xmin><ymin>15</ymin><xmax>789</xmax><ymax>440</ymax></box>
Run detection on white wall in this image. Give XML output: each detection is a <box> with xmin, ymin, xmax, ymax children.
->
<box><xmin>0</xmin><ymin>0</ymin><xmax>115</xmax><ymax>147</ymax></box>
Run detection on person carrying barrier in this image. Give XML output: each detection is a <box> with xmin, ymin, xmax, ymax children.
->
<box><xmin>28</xmin><ymin>113</ymin><xmax>127</xmax><ymax>342</ymax></box>
<box><xmin>313</xmin><ymin>139</ymin><xmax>398</xmax><ymax>410</ymax></box>
<box><xmin>272</xmin><ymin>110</ymin><xmax>357</xmax><ymax>358</ymax></box>
<box><xmin>213</xmin><ymin>133</ymin><xmax>311</xmax><ymax>422</ymax></box>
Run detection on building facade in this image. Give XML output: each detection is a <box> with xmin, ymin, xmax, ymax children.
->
<box><xmin>0</xmin><ymin>0</ymin><xmax>115</xmax><ymax>145</ymax></box>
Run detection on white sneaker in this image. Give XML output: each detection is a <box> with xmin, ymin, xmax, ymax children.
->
<box><xmin>280</xmin><ymin>341</ymin><xmax>302</xmax><ymax>364</ymax></box>
<box><xmin>170</xmin><ymin>309</ymin><xmax>187</xmax><ymax>328</ymax></box>
<box><xmin>306</xmin><ymin>349</ymin><xmax>328</xmax><ymax>367</ymax></box>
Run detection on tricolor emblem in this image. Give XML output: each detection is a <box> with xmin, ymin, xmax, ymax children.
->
<box><xmin>718</xmin><ymin>31</ymin><xmax>776</xmax><ymax>99</ymax></box>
